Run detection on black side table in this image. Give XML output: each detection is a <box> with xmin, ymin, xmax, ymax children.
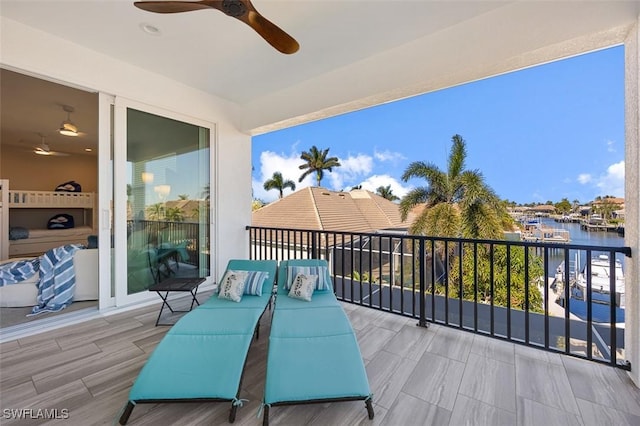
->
<box><xmin>149</xmin><ymin>277</ymin><xmax>205</xmax><ymax>326</ymax></box>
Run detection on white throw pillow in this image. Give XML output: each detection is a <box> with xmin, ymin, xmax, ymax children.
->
<box><xmin>287</xmin><ymin>273</ymin><xmax>317</xmax><ymax>302</ymax></box>
<box><xmin>218</xmin><ymin>270</ymin><xmax>248</xmax><ymax>302</ymax></box>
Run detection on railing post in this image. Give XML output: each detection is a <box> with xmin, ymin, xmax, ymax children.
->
<box><xmin>417</xmin><ymin>238</ymin><xmax>428</xmax><ymax>328</ymax></box>
<box><xmin>311</xmin><ymin>231</ymin><xmax>318</xmax><ymax>259</ymax></box>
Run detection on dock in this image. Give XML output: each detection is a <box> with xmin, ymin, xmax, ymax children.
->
<box><xmin>521</xmin><ymin>226</ymin><xmax>570</xmax><ymax>244</ymax></box>
<box><xmin>579</xmin><ymin>222</ymin><xmax>619</xmax><ymax>232</ymax></box>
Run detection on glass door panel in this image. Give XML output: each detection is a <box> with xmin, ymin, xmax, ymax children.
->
<box><xmin>125</xmin><ymin>108</ymin><xmax>211</xmax><ymax>295</ymax></box>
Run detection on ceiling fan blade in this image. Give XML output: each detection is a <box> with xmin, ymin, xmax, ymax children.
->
<box><xmin>243</xmin><ymin>10</ymin><xmax>299</xmax><ymax>54</ymax></box>
<box><xmin>133</xmin><ymin>1</ymin><xmax>213</xmax><ymax>14</ymax></box>
<box><xmin>134</xmin><ymin>0</ymin><xmax>299</xmax><ymax>54</ymax></box>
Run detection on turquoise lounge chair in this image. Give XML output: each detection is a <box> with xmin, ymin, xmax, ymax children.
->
<box><xmin>119</xmin><ymin>259</ymin><xmax>278</xmax><ymax>424</ymax></box>
<box><xmin>262</xmin><ymin>259</ymin><xmax>374</xmax><ymax>425</ymax></box>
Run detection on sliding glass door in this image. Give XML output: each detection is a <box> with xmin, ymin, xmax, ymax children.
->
<box><xmin>113</xmin><ymin>100</ymin><xmax>213</xmax><ymax>304</ymax></box>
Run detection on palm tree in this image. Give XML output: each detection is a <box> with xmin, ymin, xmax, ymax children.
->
<box><xmin>376</xmin><ymin>185</ymin><xmax>399</xmax><ymax>202</ymax></box>
<box><xmin>263</xmin><ymin>171</ymin><xmax>296</xmax><ymax>198</ymax></box>
<box><xmin>399</xmin><ymin>134</ymin><xmax>506</xmax><ymax>239</ymax></box>
<box><xmin>298</xmin><ymin>146</ymin><xmax>341</xmax><ymax>186</ymax></box>
<box><xmin>165</xmin><ymin>207</ymin><xmax>184</xmax><ymax>222</ymax></box>
<box><xmin>146</xmin><ymin>203</ymin><xmax>165</xmax><ymax>221</ymax></box>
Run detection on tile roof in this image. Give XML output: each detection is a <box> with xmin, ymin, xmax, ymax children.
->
<box><xmin>252</xmin><ymin>187</ymin><xmax>410</xmax><ymax>233</ymax></box>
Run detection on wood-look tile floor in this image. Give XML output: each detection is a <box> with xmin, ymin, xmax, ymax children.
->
<box><xmin>1</xmin><ymin>297</ymin><xmax>640</xmax><ymax>425</ymax></box>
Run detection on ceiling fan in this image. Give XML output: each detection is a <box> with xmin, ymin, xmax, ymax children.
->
<box><xmin>33</xmin><ymin>134</ymin><xmax>70</xmax><ymax>157</ymax></box>
<box><xmin>133</xmin><ymin>0</ymin><xmax>299</xmax><ymax>54</ymax></box>
<box><xmin>58</xmin><ymin>105</ymin><xmax>79</xmax><ymax>137</ymax></box>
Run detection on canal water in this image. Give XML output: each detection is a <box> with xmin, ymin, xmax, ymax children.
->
<box><xmin>537</xmin><ymin>218</ymin><xmax>627</xmax><ymax>323</ymax></box>
<box><xmin>539</xmin><ymin>217</ymin><xmax>626</xmax><ymax>275</ymax></box>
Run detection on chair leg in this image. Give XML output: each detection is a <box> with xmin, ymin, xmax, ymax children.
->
<box><xmin>229</xmin><ymin>404</ymin><xmax>237</xmax><ymax>423</ymax></box>
<box><xmin>262</xmin><ymin>405</ymin><xmax>270</xmax><ymax>426</ymax></box>
<box><xmin>365</xmin><ymin>399</ymin><xmax>374</xmax><ymax>420</ymax></box>
<box><xmin>119</xmin><ymin>401</ymin><xmax>135</xmax><ymax>425</ymax></box>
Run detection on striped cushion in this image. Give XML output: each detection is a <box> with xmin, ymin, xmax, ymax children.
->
<box><xmin>243</xmin><ymin>270</ymin><xmax>269</xmax><ymax>296</ymax></box>
<box><xmin>286</xmin><ymin>265</ymin><xmax>329</xmax><ymax>291</ymax></box>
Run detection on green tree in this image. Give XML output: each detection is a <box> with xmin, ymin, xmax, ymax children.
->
<box><xmin>399</xmin><ymin>134</ymin><xmax>507</xmax><ymax>239</ymax></box>
<box><xmin>298</xmin><ymin>146</ymin><xmax>341</xmax><ymax>187</ymax></box>
<box><xmin>263</xmin><ymin>171</ymin><xmax>296</xmax><ymax>198</ymax></box>
<box><xmin>376</xmin><ymin>185</ymin><xmax>399</xmax><ymax>202</ymax></box>
<box><xmin>593</xmin><ymin>199</ymin><xmax>618</xmax><ymax>220</ymax></box>
<box><xmin>178</xmin><ymin>194</ymin><xmax>189</xmax><ymax>200</ymax></box>
<box><xmin>448</xmin><ymin>244</ymin><xmax>544</xmax><ymax>313</ymax></box>
<box><xmin>146</xmin><ymin>203</ymin><xmax>165</xmax><ymax>220</ymax></box>
<box><xmin>165</xmin><ymin>207</ymin><xmax>184</xmax><ymax>222</ymax></box>
<box><xmin>252</xmin><ymin>199</ymin><xmax>265</xmax><ymax>211</ymax></box>
<box><xmin>554</xmin><ymin>198</ymin><xmax>572</xmax><ymax>214</ymax></box>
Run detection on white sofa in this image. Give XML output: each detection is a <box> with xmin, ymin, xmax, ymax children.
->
<box><xmin>0</xmin><ymin>248</ymin><xmax>98</xmax><ymax>308</ymax></box>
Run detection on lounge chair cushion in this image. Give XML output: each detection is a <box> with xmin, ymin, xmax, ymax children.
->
<box><xmin>275</xmin><ymin>289</ymin><xmax>337</xmax><ymax>309</ymax></box>
<box><xmin>264</xmin><ymin>259</ymin><xmax>372</xmax><ymax>409</ymax></box>
<box><xmin>123</xmin><ymin>258</ymin><xmax>278</xmax><ymax>426</ymax></box>
<box><xmin>171</xmin><ymin>308</ymin><xmax>265</xmax><ymax>335</ymax></box>
<box><xmin>286</xmin><ymin>265</ymin><xmax>330</xmax><ymax>291</ymax></box>
<box><xmin>270</xmin><ymin>306</ymin><xmax>353</xmax><ymax>338</ymax></box>
<box><xmin>129</xmin><ymin>334</ymin><xmax>250</xmax><ymax>400</ymax></box>
<box><xmin>264</xmin><ymin>334</ymin><xmax>371</xmax><ymax>403</ymax></box>
<box><xmin>200</xmin><ymin>293</ymin><xmax>272</xmax><ymax>310</ymax></box>
<box><xmin>287</xmin><ymin>273</ymin><xmax>317</xmax><ymax>301</ymax></box>
<box><xmin>218</xmin><ymin>270</ymin><xmax>247</xmax><ymax>302</ymax></box>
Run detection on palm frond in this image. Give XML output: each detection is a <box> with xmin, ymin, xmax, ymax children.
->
<box><xmin>448</xmin><ymin>134</ymin><xmax>467</xmax><ymax>180</ymax></box>
<box><xmin>399</xmin><ymin>187</ymin><xmax>430</xmax><ymax>221</ymax></box>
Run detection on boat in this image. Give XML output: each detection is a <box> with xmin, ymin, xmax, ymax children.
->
<box><xmin>570</xmin><ymin>254</ymin><xmax>625</xmax><ymax>324</ymax></box>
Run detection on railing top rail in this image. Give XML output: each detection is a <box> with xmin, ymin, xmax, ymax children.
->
<box><xmin>246</xmin><ymin>225</ymin><xmax>631</xmax><ymax>257</ymax></box>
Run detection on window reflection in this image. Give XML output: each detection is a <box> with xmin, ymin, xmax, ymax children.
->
<box><xmin>126</xmin><ymin>108</ymin><xmax>210</xmax><ymax>294</ymax></box>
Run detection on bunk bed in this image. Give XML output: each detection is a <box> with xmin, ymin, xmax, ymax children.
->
<box><xmin>0</xmin><ymin>180</ymin><xmax>96</xmax><ymax>259</ymax></box>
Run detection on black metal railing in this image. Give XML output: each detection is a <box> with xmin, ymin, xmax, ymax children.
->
<box><xmin>247</xmin><ymin>225</ymin><xmax>633</xmax><ymax>369</ymax></box>
<box><xmin>128</xmin><ymin>220</ymin><xmax>202</xmax><ymax>266</ymax></box>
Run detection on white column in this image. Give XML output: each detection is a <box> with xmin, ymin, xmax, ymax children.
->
<box><xmin>624</xmin><ymin>19</ymin><xmax>640</xmax><ymax>387</ymax></box>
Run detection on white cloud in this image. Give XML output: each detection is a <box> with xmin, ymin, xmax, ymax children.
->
<box><xmin>252</xmin><ymin>150</ymin><xmax>313</xmax><ymax>202</ymax></box>
<box><xmin>358</xmin><ymin>175</ymin><xmax>412</xmax><ymax>198</ymax></box>
<box><xmin>577</xmin><ymin>173</ymin><xmax>592</xmax><ymax>184</ymax></box>
<box><xmin>606</xmin><ymin>139</ymin><xmax>616</xmax><ymax>153</ymax></box>
<box><xmin>374</xmin><ymin>149</ymin><xmax>406</xmax><ymax>163</ymax></box>
<box><xmin>595</xmin><ymin>160</ymin><xmax>625</xmax><ymax>197</ymax></box>
<box><xmin>328</xmin><ymin>154</ymin><xmax>373</xmax><ymax>190</ymax></box>
<box><xmin>531</xmin><ymin>191</ymin><xmax>545</xmax><ymax>202</ymax></box>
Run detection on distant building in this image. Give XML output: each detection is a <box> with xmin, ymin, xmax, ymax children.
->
<box><xmin>251</xmin><ymin>187</ymin><xmax>418</xmax><ymax>270</ymax></box>
<box><xmin>252</xmin><ymin>187</ymin><xmax>413</xmax><ymax>233</ymax></box>
<box><xmin>525</xmin><ymin>204</ymin><xmax>556</xmax><ymax>216</ymax></box>
<box><xmin>592</xmin><ymin>197</ymin><xmax>625</xmax><ymax>206</ymax></box>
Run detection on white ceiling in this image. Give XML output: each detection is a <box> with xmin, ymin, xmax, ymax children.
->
<box><xmin>1</xmin><ymin>0</ymin><xmax>639</xmax><ymax>148</ymax></box>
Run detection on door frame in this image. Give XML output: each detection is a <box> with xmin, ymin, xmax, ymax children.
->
<box><xmin>110</xmin><ymin>96</ymin><xmax>216</xmax><ymax>307</ymax></box>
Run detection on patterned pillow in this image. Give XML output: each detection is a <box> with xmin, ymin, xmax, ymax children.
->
<box><xmin>243</xmin><ymin>271</ymin><xmax>269</xmax><ymax>296</ymax></box>
<box><xmin>217</xmin><ymin>270</ymin><xmax>248</xmax><ymax>302</ymax></box>
<box><xmin>286</xmin><ymin>265</ymin><xmax>330</xmax><ymax>291</ymax></box>
<box><xmin>287</xmin><ymin>273</ymin><xmax>317</xmax><ymax>302</ymax></box>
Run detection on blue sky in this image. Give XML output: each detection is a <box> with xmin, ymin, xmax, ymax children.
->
<box><xmin>252</xmin><ymin>46</ymin><xmax>624</xmax><ymax>204</ymax></box>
